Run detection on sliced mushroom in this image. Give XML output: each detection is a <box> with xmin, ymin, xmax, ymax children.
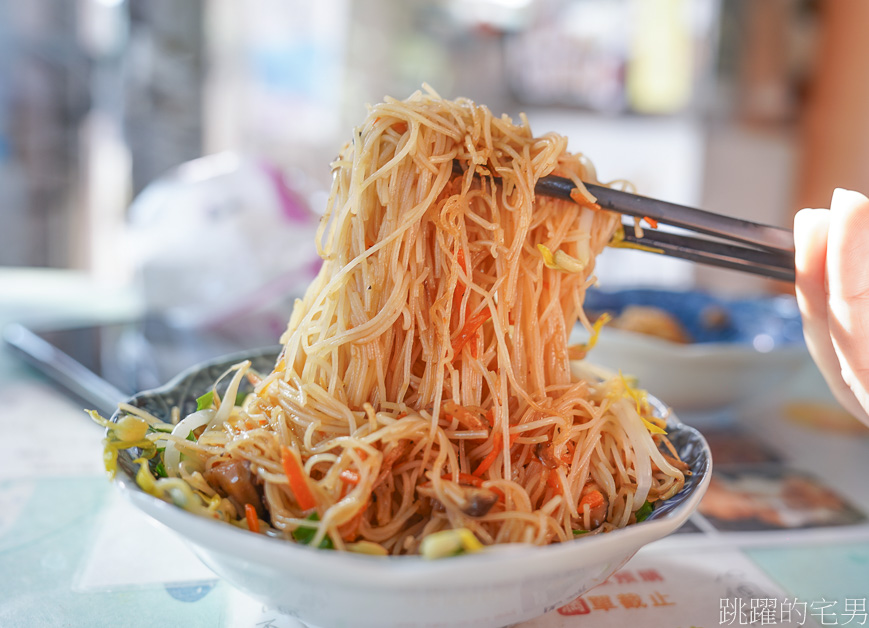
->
<box><xmin>535</xmin><ymin>442</ymin><xmax>560</xmax><ymax>469</ymax></box>
<box><xmin>458</xmin><ymin>487</ymin><xmax>499</xmax><ymax>517</ymax></box>
<box><xmin>204</xmin><ymin>459</ymin><xmax>265</xmax><ymax>518</ymax></box>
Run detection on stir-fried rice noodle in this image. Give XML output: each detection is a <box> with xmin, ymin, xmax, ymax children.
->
<box><xmin>106</xmin><ymin>89</ymin><xmax>686</xmax><ymax>555</ymax></box>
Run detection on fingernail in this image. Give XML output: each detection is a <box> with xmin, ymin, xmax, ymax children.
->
<box><xmin>832</xmin><ymin>187</ymin><xmax>869</xmax><ymax>210</ymax></box>
<box><xmin>793</xmin><ymin>207</ymin><xmax>827</xmax><ymax>232</ymax></box>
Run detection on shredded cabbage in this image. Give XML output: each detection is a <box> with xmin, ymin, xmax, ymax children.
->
<box><xmin>420</xmin><ymin>528</ymin><xmax>483</xmax><ymax>559</ymax></box>
<box><xmin>537</xmin><ymin>244</ymin><xmax>585</xmax><ymax>273</ymax></box>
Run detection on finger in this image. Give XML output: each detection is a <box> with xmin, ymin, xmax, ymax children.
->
<box><xmin>793</xmin><ymin>206</ymin><xmax>867</xmax><ymax>420</ymax></box>
<box><xmin>826</xmin><ymin>188</ymin><xmax>869</xmax><ymax>423</ymax></box>
<box><xmin>794</xmin><ymin>208</ymin><xmax>837</xmax><ymax>376</ymax></box>
<box><xmin>793</xmin><ymin>207</ymin><xmax>829</xmax><ymax>337</ymax></box>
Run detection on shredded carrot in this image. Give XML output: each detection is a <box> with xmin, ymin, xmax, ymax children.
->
<box><xmin>560</xmin><ymin>441</ymin><xmax>576</xmax><ymax>465</ymax></box>
<box><xmin>453</xmin><ymin>247</ymin><xmax>467</xmax><ymax>314</ymax></box>
<box><xmin>392</xmin><ymin>121</ymin><xmax>408</xmax><ymax>134</ymax></box>
<box><xmin>245</xmin><ymin>503</ymin><xmax>260</xmax><ymax>533</ymax></box>
<box><xmin>472</xmin><ymin>440</ymin><xmax>502</xmax><ymax>477</ymax></box>
<box><xmin>546</xmin><ymin>469</ymin><xmax>563</xmax><ymax>494</ymax></box>
<box><xmin>457</xmin><ymin>247</ymin><xmax>467</xmax><ymax>273</ymax></box>
<box><xmin>472</xmin><ymin>432</ymin><xmax>518</xmax><ymax>477</ymax></box>
<box><xmin>246</xmin><ymin>371</ymin><xmax>263</xmax><ymax>386</ymax></box>
<box><xmin>452</xmin><ymin>307</ymin><xmax>492</xmax><ymax>358</ymax></box>
<box><xmin>437</xmin><ymin>473</ymin><xmax>506</xmax><ymax>502</ymax></box>
<box><xmin>643</xmin><ymin>216</ymin><xmax>658</xmax><ymax>229</ymax></box>
<box><xmin>424</xmin><ymin>473</ymin><xmax>483</xmax><ymax>488</ymax></box>
<box><xmin>569</xmin><ymin>188</ymin><xmax>602</xmax><ymax>211</ymax></box>
<box><xmin>440</xmin><ymin>472</ymin><xmax>484</xmax><ymax>487</ymax></box>
<box><xmin>281</xmin><ymin>446</ymin><xmax>317</xmax><ymax>511</ymax></box>
<box><xmin>511</xmin><ymin>443</ymin><xmax>524</xmax><ymax>466</ymax></box>
<box><xmin>579</xmin><ymin>489</ymin><xmax>606</xmax><ymax>512</ymax></box>
<box><xmin>340</xmin><ymin>469</ymin><xmax>361</xmax><ymax>485</ymax></box>
<box><xmin>442</xmin><ymin>401</ymin><xmax>486</xmax><ymax>431</ymax></box>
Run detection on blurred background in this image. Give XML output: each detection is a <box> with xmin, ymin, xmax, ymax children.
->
<box><xmin>6</xmin><ymin>6</ymin><xmax>869</xmax><ymax>623</ymax></box>
<box><xmin>1</xmin><ymin>0</ymin><xmax>868</xmax><ymax>304</ymax></box>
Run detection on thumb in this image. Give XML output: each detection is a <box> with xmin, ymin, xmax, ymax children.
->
<box><xmin>826</xmin><ymin>187</ymin><xmax>869</xmax><ymax>423</ymax></box>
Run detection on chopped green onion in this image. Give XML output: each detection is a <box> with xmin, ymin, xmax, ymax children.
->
<box><xmin>635</xmin><ymin>500</ymin><xmax>653</xmax><ymax>522</ymax></box>
<box><xmin>196</xmin><ymin>391</ymin><xmax>214</xmax><ymax>411</ymax></box>
<box><xmin>292</xmin><ymin>513</ymin><xmax>334</xmax><ymax>549</ymax></box>
<box><xmin>153</xmin><ymin>460</ymin><xmax>168</xmax><ymax>478</ymax></box>
<box><xmin>572</xmin><ymin>529</ymin><xmax>590</xmax><ymax>536</ymax></box>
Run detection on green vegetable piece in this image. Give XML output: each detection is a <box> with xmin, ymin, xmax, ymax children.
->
<box><xmin>186</xmin><ymin>431</ymin><xmax>197</xmax><ymax>442</ymax></box>
<box><xmin>292</xmin><ymin>513</ymin><xmax>334</xmax><ymax>549</ymax></box>
<box><xmin>236</xmin><ymin>391</ymin><xmax>249</xmax><ymax>406</ymax></box>
<box><xmin>572</xmin><ymin>529</ymin><xmax>590</xmax><ymax>536</ymax></box>
<box><xmin>635</xmin><ymin>500</ymin><xmax>654</xmax><ymax>522</ymax></box>
<box><xmin>153</xmin><ymin>460</ymin><xmax>168</xmax><ymax>478</ymax></box>
<box><xmin>196</xmin><ymin>391</ymin><xmax>214</xmax><ymax>411</ymax></box>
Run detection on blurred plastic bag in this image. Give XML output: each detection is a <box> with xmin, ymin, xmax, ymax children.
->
<box><xmin>126</xmin><ymin>152</ymin><xmax>322</xmax><ymax>347</ymax></box>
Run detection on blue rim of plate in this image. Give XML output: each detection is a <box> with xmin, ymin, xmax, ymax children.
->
<box><xmin>583</xmin><ymin>288</ymin><xmax>804</xmax><ymax>347</ymax></box>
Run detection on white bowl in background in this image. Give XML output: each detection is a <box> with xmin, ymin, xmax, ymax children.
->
<box><xmin>584</xmin><ymin>328</ymin><xmax>809</xmax><ymax>411</ymax></box>
<box><xmin>577</xmin><ymin>290</ymin><xmax>810</xmax><ymax>411</ymax></box>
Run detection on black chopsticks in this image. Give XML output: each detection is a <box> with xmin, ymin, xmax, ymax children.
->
<box><xmin>536</xmin><ymin>174</ymin><xmax>795</xmax><ymax>282</ymax></box>
<box><xmin>453</xmin><ymin>161</ymin><xmax>796</xmax><ymax>281</ymax></box>
<box><xmin>616</xmin><ymin>228</ymin><xmax>795</xmax><ymax>282</ymax></box>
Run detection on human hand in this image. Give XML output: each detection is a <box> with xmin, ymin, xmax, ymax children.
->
<box><xmin>794</xmin><ymin>188</ymin><xmax>869</xmax><ymax>427</ymax></box>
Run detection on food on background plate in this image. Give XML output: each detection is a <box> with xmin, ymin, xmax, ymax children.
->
<box><xmin>93</xmin><ymin>88</ymin><xmax>688</xmax><ymax>557</ymax></box>
<box><xmin>608</xmin><ymin>305</ymin><xmax>692</xmax><ymax>344</ymax></box>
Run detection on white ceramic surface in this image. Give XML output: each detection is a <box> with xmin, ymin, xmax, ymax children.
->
<box><xmin>111</xmin><ymin>349</ymin><xmax>711</xmax><ymax>628</ymax></box>
<box><xmin>586</xmin><ymin>328</ymin><xmax>810</xmax><ymax>411</ymax></box>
